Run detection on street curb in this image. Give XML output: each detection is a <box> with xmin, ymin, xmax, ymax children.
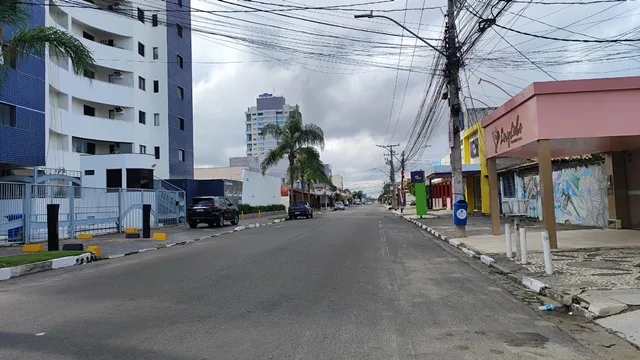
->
<box><xmin>0</xmin><ymin>252</ymin><xmax>97</xmax><ymax>281</ymax></box>
<box><xmin>103</xmin><ymin>217</ymin><xmax>290</xmax><ymax>260</ymax></box>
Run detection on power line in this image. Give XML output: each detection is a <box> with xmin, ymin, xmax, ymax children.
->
<box><xmin>494</xmin><ymin>23</ymin><xmax>640</xmax><ymax>42</ymax></box>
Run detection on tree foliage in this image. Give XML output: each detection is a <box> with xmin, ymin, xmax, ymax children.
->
<box><xmin>260</xmin><ymin>110</ymin><xmax>325</xmax><ymax>204</ymax></box>
<box><xmin>0</xmin><ymin>1</ymin><xmax>95</xmax><ymax>85</ymax></box>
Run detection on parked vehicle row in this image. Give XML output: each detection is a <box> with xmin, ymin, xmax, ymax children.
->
<box><xmin>187</xmin><ymin>196</ymin><xmax>240</xmax><ymax>228</ymax></box>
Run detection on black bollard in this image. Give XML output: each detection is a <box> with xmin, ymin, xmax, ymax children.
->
<box><xmin>142</xmin><ymin>204</ymin><xmax>151</xmax><ymax>239</ymax></box>
<box><xmin>47</xmin><ymin>204</ymin><xmax>60</xmax><ymax>251</ymax></box>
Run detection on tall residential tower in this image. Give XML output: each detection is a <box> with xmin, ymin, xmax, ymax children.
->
<box><xmin>245</xmin><ymin>93</ymin><xmax>299</xmax><ymax>157</ymax></box>
<box><xmin>0</xmin><ymin>0</ymin><xmax>194</xmax><ymax>187</ymax></box>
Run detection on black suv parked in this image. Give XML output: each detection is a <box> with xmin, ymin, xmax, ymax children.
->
<box><xmin>187</xmin><ymin>196</ymin><xmax>240</xmax><ymax>228</ymax></box>
<box><xmin>288</xmin><ymin>201</ymin><xmax>314</xmax><ymax>220</ymax></box>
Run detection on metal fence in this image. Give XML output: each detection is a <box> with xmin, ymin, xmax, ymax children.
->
<box><xmin>0</xmin><ymin>182</ymin><xmax>185</xmax><ymax>244</ymax></box>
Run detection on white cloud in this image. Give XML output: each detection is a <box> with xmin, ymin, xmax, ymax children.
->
<box><xmin>189</xmin><ymin>0</ymin><xmax>640</xmax><ymax>196</ymax></box>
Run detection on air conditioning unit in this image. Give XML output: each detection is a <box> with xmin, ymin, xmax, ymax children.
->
<box><xmin>113</xmin><ymin>107</ymin><xmax>124</xmax><ymax>114</ymax></box>
<box><xmin>112</xmin><ymin>71</ymin><xmax>123</xmax><ymax>78</ymax></box>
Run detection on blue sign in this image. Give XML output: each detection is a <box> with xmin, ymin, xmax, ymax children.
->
<box><xmin>258</xmin><ymin>93</ymin><xmax>273</xmax><ymax>98</ymax></box>
<box><xmin>410</xmin><ymin>171</ymin><xmax>424</xmax><ymax>183</ymax></box>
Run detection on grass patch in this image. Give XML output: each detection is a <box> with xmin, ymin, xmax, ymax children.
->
<box><xmin>0</xmin><ymin>251</ymin><xmax>85</xmax><ymax>268</ymax></box>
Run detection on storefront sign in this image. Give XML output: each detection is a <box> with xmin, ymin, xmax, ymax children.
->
<box><xmin>491</xmin><ymin>115</ymin><xmax>523</xmax><ymax>153</ymax></box>
<box><xmin>410</xmin><ymin>171</ymin><xmax>424</xmax><ymax>184</ymax></box>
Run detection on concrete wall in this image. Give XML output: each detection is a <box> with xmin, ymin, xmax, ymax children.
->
<box><xmin>241</xmin><ymin>170</ymin><xmax>281</xmax><ymax>206</ymax></box>
<box><xmin>194</xmin><ymin>167</ymin><xmax>245</xmax><ymax>181</ymax></box>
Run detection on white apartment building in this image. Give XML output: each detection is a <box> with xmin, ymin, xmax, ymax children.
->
<box><xmin>245</xmin><ymin>93</ymin><xmax>299</xmax><ymax>157</ymax></box>
<box><xmin>43</xmin><ymin>0</ymin><xmax>194</xmax><ymax>188</ymax></box>
<box><xmin>331</xmin><ymin>175</ymin><xmax>344</xmax><ymax>190</ymax></box>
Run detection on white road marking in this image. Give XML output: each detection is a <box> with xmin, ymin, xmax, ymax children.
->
<box><xmin>392</xmin><ymin>269</ymin><xmax>399</xmax><ymax>291</ymax></box>
<box><xmin>380</xmin><ymin>235</ymin><xmax>386</xmax><ymax>243</ymax></box>
<box><xmin>36</xmin><ymin>332</ymin><xmax>45</xmax><ymax>336</ymax></box>
<box><xmin>384</xmin><ymin>245</ymin><xmax>390</xmax><ymax>257</ymax></box>
<box><xmin>409</xmin><ymin>340</ymin><xmax>417</xmax><ymax>358</ymax></box>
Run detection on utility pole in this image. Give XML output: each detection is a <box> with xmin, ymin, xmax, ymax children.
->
<box><xmin>400</xmin><ymin>151</ymin><xmax>405</xmax><ymax>215</ymax></box>
<box><xmin>377</xmin><ymin>144</ymin><xmax>400</xmax><ymax>209</ymax></box>
<box><xmin>445</xmin><ymin>0</ymin><xmax>466</xmax><ymax>237</ymax></box>
<box><xmin>356</xmin><ymin>9</ymin><xmax>465</xmax><ymax>234</ymax></box>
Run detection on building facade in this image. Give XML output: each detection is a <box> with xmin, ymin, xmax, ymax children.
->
<box><xmin>245</xmin><ymin>93</ymin><xmax>299</xmax><ymax>157</ymax></box>
<box><xmin>331</xmin><ymin>175</ymin><xmax>344</xmax><ymax>190</ymax></box>
<box><xmin>0</xmin><ymin>0</ymin><xmax>194</xmax><ymax>187</ymax></box>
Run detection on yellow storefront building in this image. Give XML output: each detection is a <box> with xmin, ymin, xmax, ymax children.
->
<box><xmin>461</xmin><ymin>108</ymin><xmax>494</xmax><ymax>214</ymax></box>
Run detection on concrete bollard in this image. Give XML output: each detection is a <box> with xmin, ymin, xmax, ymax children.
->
<box><xmin>519</xmin><ymin>227</ymin><xmax>527</xmax><ymax>264</ymax></box>
<box><xmin>541</xmin><ymin>230</ymin><xmax>554</xmax><ymax>275</ymax></box>
<box><xmin>505</xmin><ymin>224</ymin><xmax>513</xmax><ymax>258</ymax></box>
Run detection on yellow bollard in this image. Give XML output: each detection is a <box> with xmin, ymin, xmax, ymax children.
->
<box><xmin>87</xmin><ymin>245</ymin><xmax>102</xmax><ymax>258</ymax></box>
<box><xmin>258</xmin><ymin>209</ymin><xmax>261</xmax><ymax>220</ymax></box>
<box><xmin>241</xmin><ymin>211</ymin><xmax>244</xmax><ymax>221</ymax></box>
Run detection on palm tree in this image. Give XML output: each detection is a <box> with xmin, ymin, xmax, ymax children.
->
<box><xmin>294</xmin><ymin>147</ymin><xmax>329</xmax><ymax>205</ymax></box>
<box><xmin>260</xmin><ymin>109</ymin><xmax>325</xmax><ymax>204</ymax></box>
<box><xmin>0</xmin><ymin>1</ymin><xmax>95</xmax><ymax>84</ymax></box>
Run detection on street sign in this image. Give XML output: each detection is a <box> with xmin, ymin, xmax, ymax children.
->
<box><xmin>410</xmin><ymin>171</ymin><xmax>424</xmax><ymax>183</ymax></box>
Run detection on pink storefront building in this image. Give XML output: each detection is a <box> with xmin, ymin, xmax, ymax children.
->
<box><xmin>482</xmin><ymin>76</ymin><xmax>640</xmax><ymax>249</ymax></box>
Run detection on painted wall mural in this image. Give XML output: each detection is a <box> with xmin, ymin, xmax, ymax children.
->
<box><xmin>514</xmin><ymin>164</ymin><xmax>609</xmax><ymax>227</ymax></box>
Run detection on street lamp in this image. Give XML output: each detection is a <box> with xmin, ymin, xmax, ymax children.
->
<box><xmin>354</xmin><ymin>12</ymin><xmax>446</xmax><ymax>57</ymax></box>
<box><xmin>477</xmin><ymin>78</ymin><xmax>513</xmax><ymax>98</ymax></box>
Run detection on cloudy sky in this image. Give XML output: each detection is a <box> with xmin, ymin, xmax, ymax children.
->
<box><xmin>189</xmin><ymin>0</ymin><xmax>640</xmax><ymax>196</ymax></box>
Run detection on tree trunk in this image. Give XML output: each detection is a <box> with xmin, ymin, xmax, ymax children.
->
<box><xmin>289</xmin><ymin>154</ymin><xmax>295</xmax><ymax>205</ymax></box>
<box><xmin>307</xmin><ymin>181</ymin><xmax>312</xmax><ymax>205</ymax></box>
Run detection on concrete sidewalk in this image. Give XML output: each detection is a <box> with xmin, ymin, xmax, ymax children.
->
<box><xmin>0</xmin><ymin>216</ymin><xmax>285</xmax><ymax>258</ymax></box>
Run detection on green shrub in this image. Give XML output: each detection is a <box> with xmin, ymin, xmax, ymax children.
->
<box><xmin>237</xmin><ymin>204</ymin><xmax>286</xmax><ymax>214</ymax></box>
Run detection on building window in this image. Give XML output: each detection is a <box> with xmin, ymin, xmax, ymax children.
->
<box><xmin>86</xmin><ymin>142</ymin><xmax>96</xmax><ymax>155</ymax></box>
<box><xmin>137</xmin><ymin>8</ymin><xmax>145</xmax><ymax>23</ymax></box>
<box><xmin>83</xmin><ymin>105</ymin><xmax>95</xmax><ymax>117</ymax></box>
<box><xmin>154</xmin><ymin>146</ymin><xmax>160</xmax><ymax>159</ymax></box>
<box><xmin>178</xmin><ymin>149</ymin><xmax>185</xmax><ymax>162</ymax></box>
<box><xmin>177</xmin><ymin>86</ymin><xmax>184</xmax><ymax>99</ymax></box>
<box><xmin>138</xmin><ymin>110</ymin><xmax>146</xmax><ymax>124</ymax></box>
<box><xmin>153</xmin><ymin>80</ymin><xmax>159</xmax><ymax>93</ymax></box>
<box><xmin>84</xmin><ymin>69</ymin><xmax>95</xmax><ymax>79</ymax></box>
<box><xmin>246</xmin><ymin>124</ymin><xmax>251</xmax><ymax>132</ymax></box>
<box><xmin>154</xmin><ymin>113</ymin><xmax>160</xmax><ymax>126</ymax></box>
<box><xmin>0</xmin><ymin>102</ymin><xmax>16</xmax><ymax>127</ymax></box>
<box><xmin>82</xmin><ymin>31</ymin><xmax>94</xmax><ymax>41</ymax></box>
<box><xmin>502</xmin><ymin>174</ymin><xmax>517</xmax><ymax>198</ymax></box>
<box><xmin>106</xmin><ymin>169</ymin><xmax>122</xmax><ymax>189</ymax></box>
<box><xmin>138</xmin><ymin>76</ymin><xmax>146</xmax><ymax>90</ymax></box>
<box><xmin>246</xmin><ymin>134</ymin><xmax>251</xmax><ymax>142</ymax></box>
<box><xmin>153</xmin><ymin>47</ymin><xmax>159</xmax><ymax>60</ymax></box>
<box><xmin>177</xmin><ymin>24</ymin><xmax>183</xmax><ymax>37</ymax></box>
<box><xmin>178</xmin><ymin>117</ymin><xmax>184</xmax><ymax>130</ymax></box>
<box><xmin>126</xmin><ymin>169</ymin><xmax>153</xmax><ymax>189</ymax></box>
<box><xmin>138</xmin><ymin>42</ymin><xmax>145</xmax><ymax>57</ymax></box>
<box><xmin>177</xmin><ymin>54</ymin><xmax>183</xmax><ymax>68</ymax></box>
<box><xmin>139</xmin><ymin>145</ymin><xmax>146</xmax><ymax>154</ymax></box>
<box><xmin>152</xmin><ymin>14</ymin><xmax>158</xmax><ymax>27</ymax></box>
<box><xmin>84</xmin><ymin>170</ymin><xmax>95</xmax><ymax>176</ymax></box>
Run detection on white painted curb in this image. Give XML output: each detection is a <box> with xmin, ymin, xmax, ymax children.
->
<box><xmin>522</xmin><ymin>277</ymin><xmax>548</xmax><ymax>293</ymax></box>
<box><xmin>51</xmin><ymin>256</ymin><xmax>77</xmax><ymax>269</ymax></box>
<box><xmin>0</xmin><ymin>252</ymin><xmax>95</xmax><ymax>281</ymax></box>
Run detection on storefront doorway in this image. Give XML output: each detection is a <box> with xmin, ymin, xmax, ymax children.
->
<box><xmin>625</xmin><ymin>150</ymin><xmax>640</xmax><ymax>229</ymax></box>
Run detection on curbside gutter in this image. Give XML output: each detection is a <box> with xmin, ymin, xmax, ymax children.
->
<box><xmin>401</xmin><ymin>216</ymin><xmax>552</xmax><ymax>294</ymax></box>
<box><xmin>1</xmin><ymin>217</ymin><xmax>290</xmax><ymax>281</ymax></box>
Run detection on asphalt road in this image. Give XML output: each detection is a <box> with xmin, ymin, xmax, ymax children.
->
<box><xmin>0</xmin><ymin>206</ymin><xmax>624</xmax><ymax>359</ymax></box>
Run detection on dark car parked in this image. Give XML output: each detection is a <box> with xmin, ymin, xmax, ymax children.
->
<box><xmin>288</xmin><ymin>201</ymin><xmax>313</xmax><ymax>220</ymax></box>
<box><xmin>187</xmin><ymin>196</ymin><xmax>239</xmax><ymax>228</ymax></box>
